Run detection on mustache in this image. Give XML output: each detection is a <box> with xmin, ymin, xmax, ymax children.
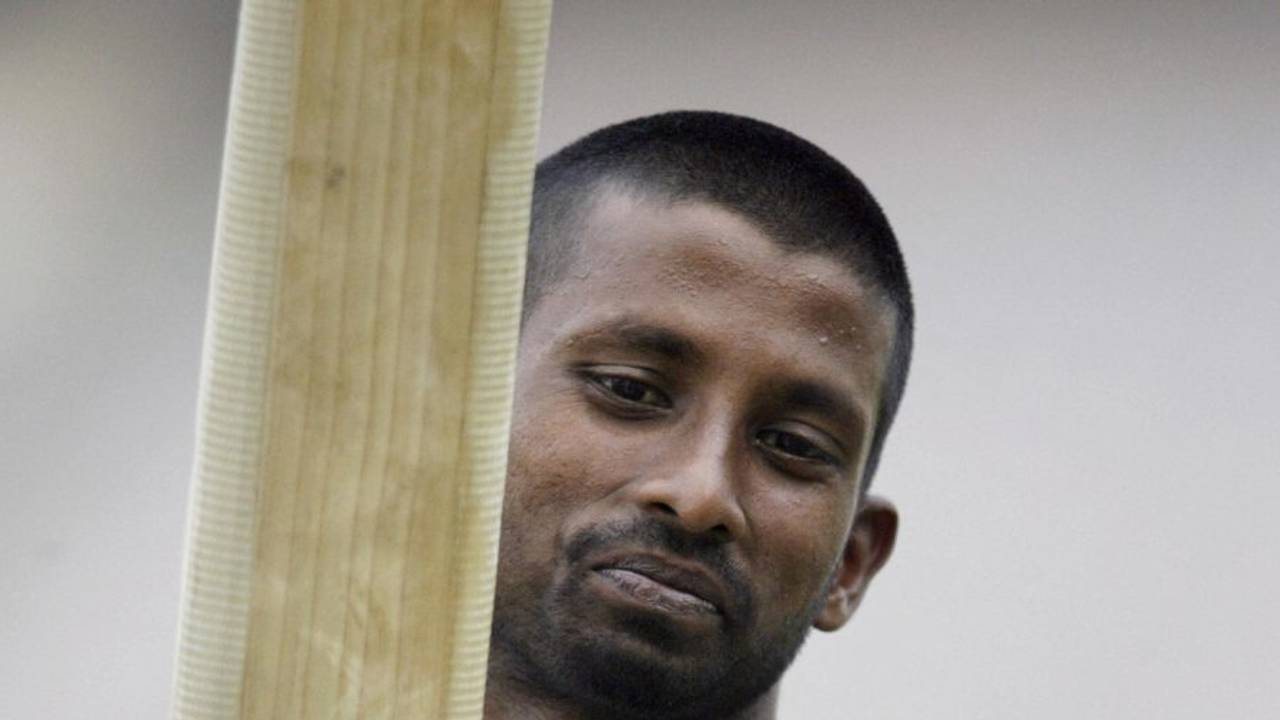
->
<box><xmin>564</xmin><ymin>518</ymin><xmax>753</xmax><ymax>615</ymax></box>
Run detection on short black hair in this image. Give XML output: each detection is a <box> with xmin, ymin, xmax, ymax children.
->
<box><xmin>525</xmin><ymin>110</ymin><xmax>913</xmax><ymax>487</ymax></box>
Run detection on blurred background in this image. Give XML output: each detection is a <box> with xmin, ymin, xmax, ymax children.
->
<box><xmin>2</xmin><ymin>1</ymin><xmax>1277</xmax><ymax>717</ymax></box>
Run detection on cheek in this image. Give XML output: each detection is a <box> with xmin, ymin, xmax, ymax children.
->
<box><xmin>501</xmin><ymin>396</ymin><xmax>620</xmax><ymax>544</ymax></box>
<box><xmin>497</xmin><ymin>404</ymin><xmax>640</xmax><ymax>605</ymax></box>
<box><xmin>750</xmin><ymin>497</ymin><xmax>850</xmax><ymax>610</ymax></box>
<box><xmin>502</xmin><ymin>426</ymin><xmax>573</xmax><ymax>542</ymax></box>
<box><xmin>497</xmin><ymin>421</ymin><xmax>583</xmax><ymax>595</ymax></box>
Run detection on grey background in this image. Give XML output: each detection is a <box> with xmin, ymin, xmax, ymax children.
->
<box><xmin>2</xmin><ymin>1</ymin><xmax>1277</xmax><ymax>717</ymax></box>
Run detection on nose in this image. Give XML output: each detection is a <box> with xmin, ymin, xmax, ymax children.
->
<box><xmin>630</xmin><ymin>420</ymin><xmax>748</xmax><ymax>542</ymax></box>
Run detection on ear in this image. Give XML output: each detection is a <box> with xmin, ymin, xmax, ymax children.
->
<box><xmin>812</xmin><ymin>495</ymin><xmax>898</xmax><ymax>632</ymax></box>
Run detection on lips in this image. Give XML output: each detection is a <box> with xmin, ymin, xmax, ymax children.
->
<box><xmin>592</xmin><ymin>555</ymin><xmax>727</xmax><ymax>616</ymax></box>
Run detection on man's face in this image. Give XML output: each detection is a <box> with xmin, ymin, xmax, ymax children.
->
<box><xmin>491</xmin><ymin>191</ymin><xmax>896</xmax><ymax>717</ymax></box>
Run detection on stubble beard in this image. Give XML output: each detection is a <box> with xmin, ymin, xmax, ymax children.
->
<box><xmin>489</xmin><ymin>520</ymin><xmax>827</xmax><ymax>720</ymax></box>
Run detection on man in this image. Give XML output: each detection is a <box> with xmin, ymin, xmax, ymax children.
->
<box><xmin>484</xmin><ymin>111</ymin><xmax>913</xmax><ymax>719</ymax></box>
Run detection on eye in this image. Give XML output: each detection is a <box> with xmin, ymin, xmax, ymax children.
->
<box><xmin>755</xmin><ymin>427</ymin><xmax>838</xmax><ymax>466</ymax></box>
<box><xmin>584</xmin><ymin>371</ymin><xmax>672</xmax><ymax>410</ymax></box>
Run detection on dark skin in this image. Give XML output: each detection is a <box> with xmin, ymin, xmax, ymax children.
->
<box><xmin>485</xmin><ymin>190</ymin><xmax>899</xmax><ymax>720</ymax></box>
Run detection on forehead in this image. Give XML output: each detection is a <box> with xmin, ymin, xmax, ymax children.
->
<box><xmin>555</xmin><ymin>190</ymin><xmax>893</xmax><ymax>344</ymax></box>
<box><xmin>527</xmin><ymin>190</ymin><xmax>896</xmax><ymax>424</ymax></box>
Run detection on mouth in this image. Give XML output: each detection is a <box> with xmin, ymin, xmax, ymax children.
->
<box><xmin>591</xmin><ymin>555</ymin><xmax>725</xmax><ymax>617</ymax></box>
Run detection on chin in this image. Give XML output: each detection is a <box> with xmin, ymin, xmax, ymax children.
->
<box><xmin>544</xmin><ymin>596</ymin><xmax>807</xmax><ymax>720</ymax></box>
<box><xmin>562</xmin><ymin>633</ymin><xmax>765</xmax><ymax>720</ymax></box>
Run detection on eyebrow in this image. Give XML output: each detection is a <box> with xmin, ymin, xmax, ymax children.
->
<box><xmin>569</xmin><ymin>319</ymin><xmax>705</xmax><ymax>364</ymax></box>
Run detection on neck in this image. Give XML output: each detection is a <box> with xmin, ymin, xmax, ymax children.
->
<box><xmin>482</xmin><ymin>659</ymin><xmax>781</xmax><ymax>720</ymax></box>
